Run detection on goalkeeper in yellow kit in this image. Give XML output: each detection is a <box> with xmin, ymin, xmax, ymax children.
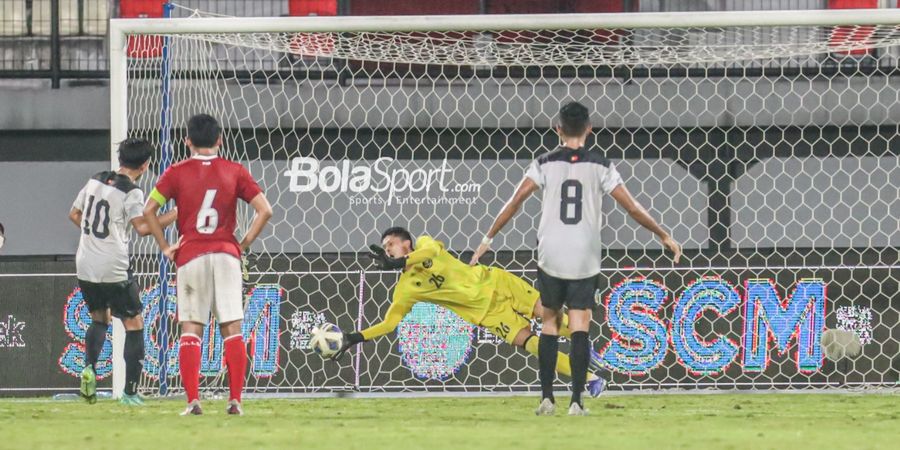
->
<box><xmin>334</xmin><ymin>227</ymin><xmax>606</xmax><ymax>397</ymax></box>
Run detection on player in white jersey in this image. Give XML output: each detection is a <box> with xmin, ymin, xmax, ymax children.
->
<box><xmin>471</xmin><ymin>101</ymin><xmax>682</xmax><ymax>416</ymax></box>
<box><xmin>68</xmin><ymin>138</ymin><xmax>177</xmax><ymax>405</ymax></box>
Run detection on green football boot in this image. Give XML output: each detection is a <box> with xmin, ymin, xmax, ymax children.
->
<box><xmin>119</xmin><ymin>393</ymin><xmax>145</xmax><ymax>406</ymax></box>
<box><xmin>80</xmin><ymin>366</ymin><xmax>97</xmax><ymax>404</ymax></box>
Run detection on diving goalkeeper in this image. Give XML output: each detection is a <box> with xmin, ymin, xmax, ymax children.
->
<box><xmin>334</xmin><ymin>227</ymin><xmax>606</xmax><ymax>396</ymax></box>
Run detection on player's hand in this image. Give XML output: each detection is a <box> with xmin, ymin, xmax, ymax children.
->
<box><xmin>163</xmin><ymin>236</ymin><xmax>183</xmax><ymax>262</ymax></box>
<box><xmin>660</xmin><ymin>235</ymin><xmax>682</xmax><ymax>264</ymax></box>
<box><xmin>367</xmin><ymin>244</ymin><xmax>407</xmax><ymax>270</ymax></box>
<box><xmin>240</xmin><ymin>254</ymin><xmax>252</xmax><ymax>309</ymax></box>
<box><xmin>469</xmin><ymin>242</ymin><xmax>490</xmax><ymax>265</ymax></box>
<box><xmin>241</xmin><ymin>254</ymin><xmax>251</xmax><ymax>283</ymax></box>
<box><xmin>330</xmin><ymin>332</ymin><xmax>365</xmax><ymax>361</ymax></box>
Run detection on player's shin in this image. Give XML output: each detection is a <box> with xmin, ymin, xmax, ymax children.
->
<box><xmin>223</xmin><ymin>334</ymin><xmax>247</xmax><ymax>402</ymax></box>
<box><xmin>84</xmin><ymin>321</ymin><xmax>108</xmax><ymax>370</ymax></box>
<box><xmin>569</xmin><ymin>331</ymin><xmax>590</xmax><ymax>407</ymax></box>
<box><xmin>179</xmin><ymin>334</ymin><xmax>202</xmax><ymax>403</ymax></box>
<box><xmin>538</xmin><ymin>334</ymin><xmax>559</xmax><ymax>403</ymax></box>
<box><xmin>124</xmin><ymin>330</ymin><xmax>144</xmax><ymax>396</ymax></box>
<box><xmin>525</xmin><ymin>335</ymin><xmax>573</xmax><ymax>377</ymax></box>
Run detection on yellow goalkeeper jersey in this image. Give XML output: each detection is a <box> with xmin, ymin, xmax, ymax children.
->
<box><xmin>360</xmin><ymin>235</ymin><xmax>497</xmax><ymax>340</ymax></box>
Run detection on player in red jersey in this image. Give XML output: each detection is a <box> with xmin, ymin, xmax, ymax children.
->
<box><xmin>143</xmin><ymin>114</ymin><xmax>273</xmax><ymax>416</ymax></box>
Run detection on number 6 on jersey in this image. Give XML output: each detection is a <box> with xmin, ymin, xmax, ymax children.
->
<box><xmin>196</xmin><ymin>189</ymin><xmax>219</xmax><ymax>234</ymax></box>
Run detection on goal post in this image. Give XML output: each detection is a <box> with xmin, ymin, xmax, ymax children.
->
<box><xmin>109</xmin><ymin>8</ymin><xmax>900</xmax><ymax>397</ymax></box>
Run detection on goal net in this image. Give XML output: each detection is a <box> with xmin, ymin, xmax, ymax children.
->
<box><xmin>110</xmin><ymin>9</ymin><xmax>900</xmax><ymax>396</ymax></box>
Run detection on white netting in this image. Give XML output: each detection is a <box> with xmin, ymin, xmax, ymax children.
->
<box><xmin>124</xmin><ymin>11</ymin><xmax>900</xmax><ymax>396</ymax></box>
<box><xmin>182</xmin><ymin>26</ymin><xmax>900</xmax><ymax>67</ymax></box>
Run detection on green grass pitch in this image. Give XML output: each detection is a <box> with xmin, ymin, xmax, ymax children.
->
<box><xmin>1</xmin><ymin>394</ymin><xmax>897</xmax><ymax>449</ymax></box>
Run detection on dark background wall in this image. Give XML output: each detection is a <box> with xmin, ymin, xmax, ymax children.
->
<box><xmin>2</xmin><ymin>257</ymin><xmax>897</xmax><ymax>394</ymax></box>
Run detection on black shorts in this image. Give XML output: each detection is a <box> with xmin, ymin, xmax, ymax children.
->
<box><xmin>77</xmin><ymin>278</ymin><xmax>142</xmax><ymax>320</ymax></box>
<box><xmin>536</xmin><ymin>268</ymin><xmax>598</xmax><ymax>311</ymax></box>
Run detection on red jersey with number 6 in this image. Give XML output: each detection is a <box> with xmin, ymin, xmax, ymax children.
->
<box><xmin>152</xmin><ymin>154</ymin><xmax>263</xmax><ymax>267</ymax></box>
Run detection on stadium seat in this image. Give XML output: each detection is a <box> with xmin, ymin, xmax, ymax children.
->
<box><xmin>489</xmin><ymin>1</ymin><xmax>627</xmax><ymax>45</ymax></box>
<box><xmin>119</xmin><ymin>0</ymin><xmax>165</xmax><ymax>19</ymax></box>
<box><xmin>348</xmin><ymin>0</ymin><xmax>480</xmax><ymax>15</ymax></box>
<box><xmin>487</xmin><ymin>0</ymin><xmax>626</xmax><ymax>14</ymax></box>
<box><xmin>120</xmin><ymin>0</ymin><xmax>166</xmax><ymax>58</ymax></box>
<box><xmin>828</xmin><ymin>0</ymin><xmax>879</xmax><ymax>55</ymax></box>
<box><xmin>289</xmin><ymin>0</ymin><xmax>338</xmax><ymax>17</ymax></box>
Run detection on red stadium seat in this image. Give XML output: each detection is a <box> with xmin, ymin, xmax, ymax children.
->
<box><xmin>287</xmin><ymin>1</ymin><xmax>339</xmax><ymax>58</ymax></box>
<box><xmin>120</xmin><ymin>0</ymin><xmax>166</xmax><ymax>58</ymax></box>
<box><xmin>343</xmin><ymin>1</ymin><xmax>630</xmax><ymax>76</ymax></box>
<box><xmin>828</xmin><ymin>0</ymin><xmax>879</xmax><ymax>56</ymax></box>
<box><xmin>489</xmin><ymin>1</ymin><xmax>628</xmax><ymax>45</ymax></box>
<box><xmin>487</xmin><ymin>0</ymin><xmax>627</xmax><ymax>14</ymax></box>
<box><xmin>348</xmin><ymin>0</ymin><xmax>479</xmax><ymax>15</ymax></box>
<box><xmin>289</xmin><ymin>0</ymin><xmax>337</xmax><ymax>17</ymax></box>
<box><xmin>119</xmin><ymin>0</ymin><xmax>164</xmax><ymax>17</ymax></box>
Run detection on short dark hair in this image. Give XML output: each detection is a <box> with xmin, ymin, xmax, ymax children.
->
<box><xmin>187</xmin><ymin>114</ymin><xmax>222</xmax><ymax>148</ymax></box>
<box><xmin>558</xmin><ymin>101</ymin><xmax>591</xmax><ymax>137</ymax></box>
<box><xmin>117</xmin><ymin>137</ymin><xmax>153</xmax><ymax>169</ymax></box>
<box><xmin>381</xmin><ymin>227</ymin><xmax>414</xmax><ymax>248</ymax></box>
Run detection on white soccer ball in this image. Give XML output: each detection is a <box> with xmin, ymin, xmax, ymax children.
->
<box><xmin>309</xmin><ymin>323</ymin><xmax>343</xmax><ymax>358</ymax></box>
<box><xmin>821</xmin><ymin>329</ymin><xmax>862</xmax><ymax>362</ymax></box>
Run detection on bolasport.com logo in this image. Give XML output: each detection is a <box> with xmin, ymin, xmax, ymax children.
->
<box><xmin>283</xmin><ymin>157</ymin><xmax>482</xmax><ymax>206</ymax></box>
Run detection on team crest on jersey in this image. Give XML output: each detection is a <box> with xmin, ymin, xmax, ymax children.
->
<box><xmin>423</xmin><ymin>259</ymin><xmax>433</xmax><ymax>268</ymax></box>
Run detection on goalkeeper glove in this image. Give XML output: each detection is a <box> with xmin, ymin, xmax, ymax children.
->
<box><xmin>330</xmin><ymin>332</ymin><xmax>365</xmax><ymax>361</ymax></box>
<box><xmin>241</xmin><ymin>254</ymin><xmax>251</xmax><ymax>309</ymax></box>
<box><xmin>241</xmin><ymin>254</ymin><xmax>251</xmax><ymax>283</ymax></box>
<box><xmin>367</xmin><ymin>244</ymin><xmax>407</xmax><ymax>270</ymax></box>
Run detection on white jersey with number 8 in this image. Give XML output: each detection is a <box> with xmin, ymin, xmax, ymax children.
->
<box><xmin>524</xmin><ymin>146</ymin><xmax>623</xmax><ymax>280</ymax></box>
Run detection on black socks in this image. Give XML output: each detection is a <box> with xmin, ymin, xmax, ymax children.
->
<box><xmin>85</xmin><ymin>322</ymin><xmax>108</xmax><ymax>370</ymax></box>
<box><xmin>124</xmin><ymin>330</ymin><xmax>144</xmax><ymax>395</ymax></box>
<box><xmin>570</xmin><ymin>331</ymin><xmax>590</xmax><ymax>407</ymax></box>
<box><xmin>538</xmin><ymin>333</ymin><xmax>559</xmax><ymax>403</ymax></box>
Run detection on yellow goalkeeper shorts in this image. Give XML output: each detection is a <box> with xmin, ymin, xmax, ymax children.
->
<box><xmin>478</xmin><ymin>268</ymin><xmax>540</xmax><ymax>345</ymax></box>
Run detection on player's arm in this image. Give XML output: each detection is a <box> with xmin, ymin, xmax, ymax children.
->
<box><xmin>235</xmin><ymin>168</ymin><xmax>272</xmax><ymax>252</ymax></box>
<box><xmin>238</xmin><ymin>193</ymin><xmax>273</xmax><ymax>252</ymax></box>
<box><xmin>143</xmin><ymin>188</ymin><xmax>180</xmax><ymax>260</ymax></box>
<box><xmin>68</xmin><ymin>208</ymin><xmax>82</xmax><ymax>229</ymax></box>
<box><xmin>332</xmin><ymin>294</ymin><xmax>414</xmax><ymax>360</ymax></box>
<box><xmin>469</xmin><ymin>177</ymin><xmax>539</xmax><ymax>265</ymax></box>
<box><xmin>131</xmin><ymin>208</ymin><xmax>177</xmax><ymax>237</ymax></box>
<box><xmin>69</xmin><ymin>186</ymin><xmax>87</xmax><ymax>229</ymax></box>
<box><xmin>609</xmin><ymin>184</ymin><xmax>682</xmax><ymax>263</ymax></box>
<box><xmin>359</xmin><ymin>299</ymin><xmax>414</xmax><ymax>341</ymax></box>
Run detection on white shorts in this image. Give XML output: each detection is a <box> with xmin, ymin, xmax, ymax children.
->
<box><xmin>176</xmin><ymin>253</ymin><xmax>243</xmax><ymax>324</ymax></box>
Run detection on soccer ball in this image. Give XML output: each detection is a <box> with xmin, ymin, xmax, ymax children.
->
<box><xmin>821</xmin><ymin>329</ymin><xmax>862</xmax><ymax>362</ymax></box>
<box><xmin>309</xmin><ymin>323</ymin><xmax>343</xmax><ymax>358</ymax></box>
